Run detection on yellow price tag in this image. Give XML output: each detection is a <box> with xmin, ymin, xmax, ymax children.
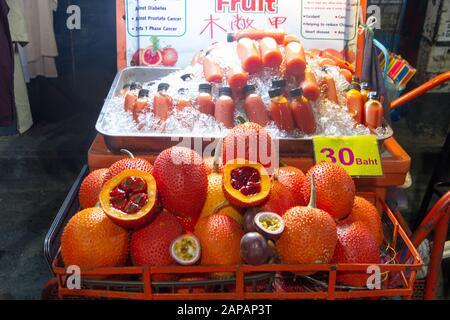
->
<box><xmin>313</xmin><ymin>136</ymin><xmax>383</xmax><ymax>177</ymax></box>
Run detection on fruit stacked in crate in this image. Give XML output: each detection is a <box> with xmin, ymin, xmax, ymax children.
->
<box><xmin>63</xmin><ymin>123</ymin><xmax>384</xmax><ymax>288</ymax></box>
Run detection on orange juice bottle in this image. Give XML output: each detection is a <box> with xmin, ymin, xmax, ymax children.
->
<box><xmin>214</xmin><ymin>87</ymin><xmax>235</xmax><ymax>128</ymax></box>
<box><xmin>153</xmin><ymin>83</ymin><xmax>173</xmax><ymax>121</ymax></box>
<box><xmin>196</xmin><ymin>83</ymin><xmax>215</xmax><ymax>116</ymax></box>
<box><xmin>133</xmin><ymin>89</ymin><xmax>150</xmax><ymax>122</ymax></box>
<box><xmin>243</xmin><ymin>85</ymin><xmax>269</xmax><ymax>126</ymax></box>
<box><xmin>364</xmin><ymin>92</ymin><xmax>384</xmax><ymax>130</ymax></box>
<box><xmin>268</xmin><ymin>88</ymin><xmax>295</xmax><ymax>132</ymax></box>
<box><xmin>360</xmin><ymin>82</ymin><xmax>370</xmax><ymax>104</ymax></box>
<box><xmin>289</xmin><ymin>88</ymin><xmax>316</xmax><ymax>134</ymax></box>
<box><xmin>345</xmin><ymin>83</ymin><xmax>364</xmax><ymax>124</ymax></box>
<box><xmin>175</xmin><ymin>89</ymin><xmax>193</xmax><ymax>111</ymax></box>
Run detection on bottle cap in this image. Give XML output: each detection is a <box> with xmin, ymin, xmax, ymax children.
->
<box><xmin>368</xmin><ymin>91</ymin><xmax>380</xmax><ymax>100</ymax></box>
<box><xmin>360</xmin><ymin>82</ymin><xmax>370</xmax><ymax>90</ymax></box>
<box><xmin>352</xmin><ymin>76</ymin><xmax>360</xmax><ymax>83</ymax></box>
<box><xmin>122</xmin><ymin>83</ymin><xmax>131</xmax><ymax>90</ymax></box>
<box><xmin>289</xmin><ymin>88</ymin><xmax>303</xmax><ymax>98</ymax></box>
<box><xmin>181</xmin><ymin>73</ymin><xmax>194</xmax><ymax>81</ymax></box>
<box><xmin>243</xmin><ymin>84</ymin><xmax>256</xmax><ymax>96</ymax></box>
<box><xmin>198</xmin><ymin>83</ymin><xmax>212</xmax><ymax>92</ymax></box>
<box><xmin>178</xmin><ymin>88</ymin><xmax>188</xmax><ymax>95</ymax></box>
<box><xmin>158</xmin><ymin>83</ymin><xmax>170</xmax><ymax>92</ymax></box>
<box><xmin>227</xmin><ymin>33</ymin><xmax>235</xmax><ymax>43</ymax></box>
<box><xmin>138</xmin><ymin>89</ymin><xmax>150</xmax><ymax>98</ymax></box>
<box><xmin>346</xmin><ymin>83</ymin><xmax>361</xmax><ymax>92</ymax></box>
<box><xmin>130</xmin><ymin>82</ymin><xmax>142</xmax><ymax>90</ymax></box>
<box><xmin>219</xmin><ymin>87</ymin><xmax>233</xmax><ymax>97</ymax></box>
<box><xmin>322</xmin><ymin>66</ymin><xmax>332</xmax><ymax>73</ymax></box>
<box><xmin>268</xmin><ymin>88</ymin><xmax>282</xmax><ymax>98</ymax></box>
<box><xmin>272</xmin><ymin>78</ymin><xmax>286</xmax><ymax>89</ymax></box>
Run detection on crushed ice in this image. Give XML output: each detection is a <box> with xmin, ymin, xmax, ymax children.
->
<box><xmin>99</xmin><ymin>43</ymin><xmax>386</xmax><ymax>139</ymax></box>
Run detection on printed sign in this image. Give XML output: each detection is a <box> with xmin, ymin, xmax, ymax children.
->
<box><xmin>313</xmin><ymin>136</ymin><xmax>383</xmax><ymax>177</ymax></box>
<box><xmin>125</xmin><ymin>0</ymin><xmax>361</xmax><ymax>67</ymax></box>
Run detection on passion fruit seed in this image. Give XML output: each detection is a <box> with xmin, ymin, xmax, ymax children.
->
<box><xmin>230</xmin><ymin>167</ymin><xmax>261</xmax><ymax>196</ymax></box>
<box><xmin>254</xmin><ymin>212</ymin><xmax>285</xmax><ymax>240</ymax></box>
<box><xmin>259</xmin><ymin>216</ymin><xmax>281</xmax><ymax>232</ymax></box>
<box><xmin>109</xmin><ymin>176</ymin><xmax>149</xmax><ymax>214</ymax></box>
<box><xmin>173</xmin><ymin>238</ymin><xmax>197</xmax><ymax>261</ymax></box>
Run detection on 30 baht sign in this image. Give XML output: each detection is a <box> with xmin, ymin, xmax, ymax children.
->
<box><xmin>125</xmin><ymin>0</ymin><xmax>362</xmax><ymax>67</ymax></box>
<box><xmin>313</xmin><ymin>136</ymin><xmax>383</xmax><ymax>177</ymax></box>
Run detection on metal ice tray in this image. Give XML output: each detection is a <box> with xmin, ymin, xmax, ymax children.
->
<box><xmin>95</xmin><ymin>67</ymin><xmax>393</xmax><ymax>154</ymax></box>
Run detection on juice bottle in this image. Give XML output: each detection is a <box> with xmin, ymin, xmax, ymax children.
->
<box><xmin>360</xmin><ymin>82</ymin><xmax>370</xmax><ymax>104</ymax></box>
<box><xmin>153</xmin><ymin>83</ymin><xmax>173</xmax><ymax>121</ymax></box>
<box><xmin>175</xmin><ymin>89</ymin><xmax>193</xmax><ymax>111</ymax></box>
<box><xmin>227</xmin><ymin>66</ymin><xmax>249</xmax><ymax>95</ymax></box>
<box><xmin>196</xmin><ymin>83</ymin><xmax>215</xmax><ymax>116</ymax></box>
<box><xmin>284</xmin><ymin>41</ymin><xmax>306</xmax><ymax>78</ymax></box>
<box><xmin>124</xmin><ymin>86</ymin><xmax>139</xmax><ymax>113</ymax></box>
<box><xmin>268</xmin><ymin>88</ymin><xmax>295</xmax><ymax>132</ymax></box>
<box><xmin>228</xmin><ymin>29</ymin><xmax>285</xmax><ymax>45</ymax></box>
<box><xmin>301</xmin><ymin>67</ymin><xmax>320</xmax><ymax>101</ymax></box>
<box><xmin>237</xmin><ymin>37</ymin><xmax>263</xmax><ymax>74</ymax></box>
<box><xmin>289</xmin><ymin>88</ymin><xmax>316</xmax><ymax>134</ymax></box>
<box><xmin>243</xmin><ymin>85</ymin><xmax>269</xmax><ymax>126</ymax></box>
<box><xmin>259</xmin><ymin>37</ymin><xmax>283</xmax><ymax>68</ymax></box>
<box><xmin>364</xmin><ymin>92</ymin><xmax>384</xmax><ymax>130</ymax></box>
<box><xmin>214</xmin><ymin>87</ymin><xmax>235</xmax><ymax>128</ymax></box>
<box><xmin>120</xmin><ymin>83</ymin><xmax>131</xmax><ymax>96</ymax></box>
<box><xmin>203</xmin><ymin>56</ymin><xmax>224</xmax><ymax>83</ymax></box>
<box><xmin>133</xmin><ymin>89</ymin><xmax>150</xmax><ymax>122</ymax></box>
<box><xmin>323</xmin><ymin>74</ymin><xmax>339</xmax><ymax>104</ymax></box>
<box><xmin>345</xmin><ymin>83</ymin><xmax>364</xmax><ymax>124</ymax></box>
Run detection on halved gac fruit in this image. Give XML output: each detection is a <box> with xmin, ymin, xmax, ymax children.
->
<box><xmin>100</xmin><ymin>169</ymin><xmax>159</xmax><ymax>229</ymax></box>
<box><xmin>223</xmin><ymin>159</ymin><xmax>271</xmax><ymax>208</ymax></box>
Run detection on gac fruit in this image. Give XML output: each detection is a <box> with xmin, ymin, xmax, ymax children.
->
<box><xmin>302</xmin><ymin>162</ymin><xmax>355</xmax><ymax>220</ymax></box>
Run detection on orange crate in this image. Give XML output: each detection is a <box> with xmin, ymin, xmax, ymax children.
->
<box><xmin>48</xmin><ymin>171</ymin><xmax>422</xmax><ymax>300</ymax></box>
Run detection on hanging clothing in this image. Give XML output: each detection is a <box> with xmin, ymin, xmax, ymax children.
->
<box><xmin>6</xmin><ymin>0</ymin><xmax>33</xmax><ymax>133</ymax></box>
<box><xmin>22</xmin><ymin>0</ymin><xmax>58</xmax><ymax>79</ymax></box>
<box><xmin>0</xmin><ymin>0</ymin><xmax>15</xmax><ymax>127</ymax></box>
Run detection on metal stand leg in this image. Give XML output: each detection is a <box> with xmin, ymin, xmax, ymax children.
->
<box><xmin>415</xmin><ymin>132</ymin><xmax>450</xmax><ymax>230</ymax></box>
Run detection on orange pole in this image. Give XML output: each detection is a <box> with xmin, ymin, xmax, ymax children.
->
<box><xmin>356</xmin><ymin>0</ymin><xmax>367</xmax><ymax>78</ymax></box>
<box><xmin>390</xmin><ymin>71</ymin><xmax>450</xmax><ymax>110</ymax></box>
<box><xmin>116</xmin><ymin>0</ymin><xmax>126</xmax><ymax>70</ymax></box>
<box><xmin>424</xmin><ymin>208</ymin><xmax>450</xmax><ymax>300</ymax></box>
<box><xmin>411</xmin><ymin>191</ymin><xmax>450</xmax><ymax>248</ymax></box>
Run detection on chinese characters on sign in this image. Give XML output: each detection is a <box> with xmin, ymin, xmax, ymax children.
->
<box><xmin>125</xmin><ymin>0</ymin><xmax>360</xmax><ymax>67</ymax></box>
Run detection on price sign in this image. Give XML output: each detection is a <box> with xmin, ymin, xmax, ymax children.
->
<box><xmin>313</xmin><ymin>136</ymin><xmax>383</xmax><ymax>177</ymax></box>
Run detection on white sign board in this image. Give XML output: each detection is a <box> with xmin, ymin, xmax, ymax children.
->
<box><xmin>125</xmin><ymin>0</ymin><xmax>361</xmax><ymax>67</ymax></box>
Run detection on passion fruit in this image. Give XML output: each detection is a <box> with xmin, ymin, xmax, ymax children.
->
<box><xmin>240</xmin><ymin>232</ymin><xmax>271</xmax><ymax>265</ymax></box>
<box><xmin>254</xmin><ymin>212</ymin><xmax>285</xmax><ymax>240</ymax></box>
<box><xmin>243</xmin><ymin>207</ymin><xmax>262</xmax><ymax>232</ymax></box>
<box><xmin>100</xmin><ymin>169</ymin><xmax>159</xmax><ymax>229</ymax></box>
<box><xmin>223</xmin><ymin>159</ymin><xmax>271</xmax><ymax>208</ymax></box>
<box><xmin>170</xmin><ymin>234</ymin><xmax>201</xmax><ymax>266</ymax></box>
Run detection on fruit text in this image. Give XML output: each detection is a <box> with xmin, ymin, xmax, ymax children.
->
<box><xmin>216</xmin><ymin>0</ymin><xmax>278</xmax><ymax>13</ymax></box>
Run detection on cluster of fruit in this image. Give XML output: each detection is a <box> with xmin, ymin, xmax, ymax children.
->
<box><xmin>131</xmin><ymin>36</ymin><xmax>179</xmax><ymax>67</ymax></box>
<box><xmin>62</xmin><ymin>122</ymin><xmax>383</xmax><ymax>288</ymax></box>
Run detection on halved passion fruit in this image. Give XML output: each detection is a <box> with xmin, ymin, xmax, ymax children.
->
<box><xmin>223</xmin><ymin>159</ymin><xmax>271</xmax><ymax>208</ymax></box>
<box><xmin>254</xmin><ymin>212</ymin><xmax>285</xmax><ymax>240</ymax></box>
<box><xmin>100</xmin><ymin>169</ymin><xmax>159</xmax><ymax>229</ymax></box>
<box><xmin>170</xmin><ymin>234</ymin><xmax>201</xmax><ymax>266</ymax></box>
